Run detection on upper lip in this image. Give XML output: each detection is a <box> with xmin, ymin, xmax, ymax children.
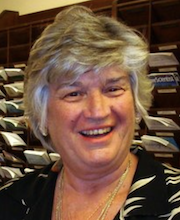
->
<box><xmin>79</xmin><ymin>126</ymin><xmax>113</xmax><ymax>136</ymax></box>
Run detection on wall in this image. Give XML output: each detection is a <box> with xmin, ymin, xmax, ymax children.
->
<box><xmin>0</xmin><ymin>0</ymin><xmax>90</xmax><ymax>15</ymax></box>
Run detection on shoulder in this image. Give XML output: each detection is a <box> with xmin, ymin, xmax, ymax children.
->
<box><xmin>0</xmin><ymin>162</ymin><xmax>57</xmax><ymax>204</ymax></box>
<box><xmin>163</xmin><ymin>164</ymin><xmax>180</xmax><ymax>204</ymax></box>
<box><xmin>129</xmin><ymin>146</ymin><xmax>180</xmax><ymax>219</ymax></box>
<box><xmin>132</xmin><ymin>146</ymin><xmax>180</xmax><ymax>173</ymax></box>
<box><xmin>132</xmin><ymin>146</ymin><xmax>180</xmax><ymax>184</ymax></box>
<box><xmin>0</xmin><ymin>162</ymin><xmax>59</xmax><ymax>220</ymax></box>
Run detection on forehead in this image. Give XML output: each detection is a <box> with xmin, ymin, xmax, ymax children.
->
<box><xmin>88</xmin><ymin>66</ymin><xmax>127</xmax><ymax>78</ymax></box>
<box><xmin>57</xmin><ymin>66</ymin><xmax>129</xmax><ymax>87</ymax></box>
<box><xmin>74</xmin><ymin>66</ymin><xmax>129</xmax><ymax>86</ymax></box>
<box><xmin>50</xmin><ymin>66</ymin><xmax>131</xmax><ymax>92</ymax></box>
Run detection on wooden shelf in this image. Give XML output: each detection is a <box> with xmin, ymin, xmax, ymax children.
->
<box><xmin>152</xmin><ymin>86</ymin><xmax>180</xmax><ymax>108</ymax></box>
<box><xmin>9</xmin><ymin>44</ymin><xmax>30</xmax><ymax>64</ymax></box>
<box><xmin>152</xmin><ymin>0</ymin><xmax>180</xmax><ymax>22</ymax></box>
<box><xmin>151</xmin><ymin>20</ymin><xmax>180</xmax><ymax>44</ymax></box>
<box><xmin>9</xmin><ymin>26</ymin><xmax>30</xmax><ymax>46</ymax></box>
<box><xmin>115</xmin><ymin>0</ymin><xmax>180</xmax><ymax>167</ymax></box>
<box><xmin>149</xmin><ymin>107</ymin><xmax>180</xmax><ymax>125</ymax></box>
<box><xmin>117</xmin><ymin>2</ymin><xmax>150</xmax><ymax>26</ymax></box>
<box><xmin>0</xmin><ymin>31</ymin><xmax>7</xmax><ymax>48</ymax></box>
<box><xmin>0</xmin><ymin>0</ymin><xmax>179</xmax><ymax>171</ymax></box>
<box><xmin>0</xmin><ymin>48</ymin><xmax>7</xmax><ymax>65</ymax></box>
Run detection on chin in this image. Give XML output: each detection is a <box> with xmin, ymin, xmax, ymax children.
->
<box><xmin>86</xmin><ymin>149</ymin><xmax>118</xmax><ymax>167</ymax></box>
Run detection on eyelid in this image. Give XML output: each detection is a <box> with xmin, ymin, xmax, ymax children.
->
<box><xmin>63</xmin><ymin>89</ymin><xmax>85</xmax><ymax>102</ymax></box>
<box><xmin>65</xmin><ymin>90</ymin><xmax>82</xmax><ymax>97</ymax></box>
<box><xmin>103</xmin><ymin>84</ymin><xmax>127</xmax><ymax>97</ymax></box>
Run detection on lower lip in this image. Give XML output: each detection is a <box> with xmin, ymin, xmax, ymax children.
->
<box><xmin>80</xmin><ymin>130</ymin><xmax>113</xmax><ymax>144</ymax></box>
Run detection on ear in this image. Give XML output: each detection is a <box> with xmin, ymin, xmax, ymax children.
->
<box><xmin>135</xmin><ymin>112</ymin><xmax>142</xmax><ymax>124</ymax></box>
<box><xmin>39</xmin><ymin>124</ymin><xmax>48</xmax><ymax>136</ymax></box>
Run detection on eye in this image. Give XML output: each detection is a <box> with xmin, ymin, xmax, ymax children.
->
<box><xmin>107</xmin><ymin>87</ymin><xmax>120</xmax><ymax>92</ymax></box>
<box><xmin>63</xmin><ymin>91</ymin><xmax>84</xmax><ymax>102</ymax></box>
<box><xmin>104</xmin><ymin>86</ymin><xmax>125</xmax><ymax>97</ymax></box>
<box><xmin>68</xmin><ymin>91</ymin><xmax>80</xmax><ymax>97</ymax></box>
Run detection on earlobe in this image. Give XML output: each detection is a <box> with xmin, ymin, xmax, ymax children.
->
<box><xmin>39</xmin><ymin>125</ymin><xmax>48</xmax><ymax>136</ymax></box>
<box><xmin>135</xmin><ymin>112</ymin><xmax>142</xmax><ymax>124</ymax></box>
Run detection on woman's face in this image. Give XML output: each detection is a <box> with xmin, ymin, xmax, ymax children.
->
<box><xmin>47</xmin><ymin>66</ymin><xmax>135</xmax><ymax>172</ymax></box>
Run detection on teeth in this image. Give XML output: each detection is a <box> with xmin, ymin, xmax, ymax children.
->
<box><xmin>81</xmin><ymin>127</ymin><xmax>111</xmax><ymax>136</ymax></box>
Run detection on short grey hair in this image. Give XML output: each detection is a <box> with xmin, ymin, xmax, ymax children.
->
<box><xmin>24</xmin><ymin>5</ymin><xmax>153</xmax><ymax>151</ymax></box>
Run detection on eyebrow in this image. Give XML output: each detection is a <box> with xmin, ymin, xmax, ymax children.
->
<box><xmin>68</xmin><ymin>76</ymin><xmax>128</xmax><ymax>87</ymax></box>
<box><xmin>55</xmin><ymin>75</ymin><xmax>128</xmax><ymax>90</ymax></box>
<box><xmin>68</xmin><ymin>81</ymin><xmax>83</xmax><ymax>87</ymax></box>
<box><xmin>105</xmin><ymin>76</ymin><xmax>128</xmax><ymax>84</ymax></box>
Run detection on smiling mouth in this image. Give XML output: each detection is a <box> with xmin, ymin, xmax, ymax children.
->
<box><xmin>80</xmin><ymin>127</ymin><xmax>113</xmax><ymax>137</ymax></box>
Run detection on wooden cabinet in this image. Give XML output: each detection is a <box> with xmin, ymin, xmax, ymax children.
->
<box><xmin>148</xmin><ymin>0</ymin><xmax>180</xmax><ymax>166</ymax></box>
<box><xmin>113</xmin><ymin>0</ymin><xmax>180</xmax><ymax>167</ymax></box>
<box><xmin>0</xmin><ymin>0</ymin><xmax>179</xmax><ymax>175</ymax></box>
<box><xmin>0</xmin><ymin>20</ymin><xmax>53</xmax><ymax>67</ymax></box>
<box><xmin>0</xmin><ymin>0</ymin><xmax>114</xmax><ymax>67</ymax></box>
<box><xmin>0</xmin><ymin>30</ymin><xmax>8</xmax><ymax>65</ymax></box>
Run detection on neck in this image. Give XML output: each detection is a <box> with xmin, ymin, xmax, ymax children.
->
<box><xmin>52</xmin><ymin>155</ymin><xmax>138</xmax><ymax>220</ymax></box>
<box><xmin>54</xmin><ymin>153</ymin><xmax>138</xmax><ymax>220</ymax></box>
<box><xmin>62</xmin><ymin>152</ymin><xmax>133</xmax><ymax>194</ymax></box>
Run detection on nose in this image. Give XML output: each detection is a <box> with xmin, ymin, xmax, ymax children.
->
<box><xmin>83</xmin><ymin>91</ymin><xmax>110</xmax><ymax>120</ymax></box>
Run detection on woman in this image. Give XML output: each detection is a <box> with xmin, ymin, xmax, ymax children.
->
<box><xmin>0</xmin><ymin>5</ymin><xmax>180</xmax><ymax>220</ymax></box>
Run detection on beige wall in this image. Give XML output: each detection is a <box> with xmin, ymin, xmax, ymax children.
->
<box><xmin>0</xmin><ymin>0</ymin><xmax>90</xmax><ymax>15</ymax></box>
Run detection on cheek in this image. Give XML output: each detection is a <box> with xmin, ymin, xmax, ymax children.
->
<box><xmin>59</xmin><ymin>105</ymin><xmax>80</xmax><ymax>124</ymax></box>
<box><xmin>115</xmin><ymin>98</ymin><xmax>136</xmax><ymax>143</ymax></box>
<box><xmin>47</xmin><ymin>102</ymin><xmax>80</xmax><ymax>132</ymax></box>
<box><xmin>114</xmin><ymin>95</ymin><xmax>135</xmax><ymax>122</ymax></box>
